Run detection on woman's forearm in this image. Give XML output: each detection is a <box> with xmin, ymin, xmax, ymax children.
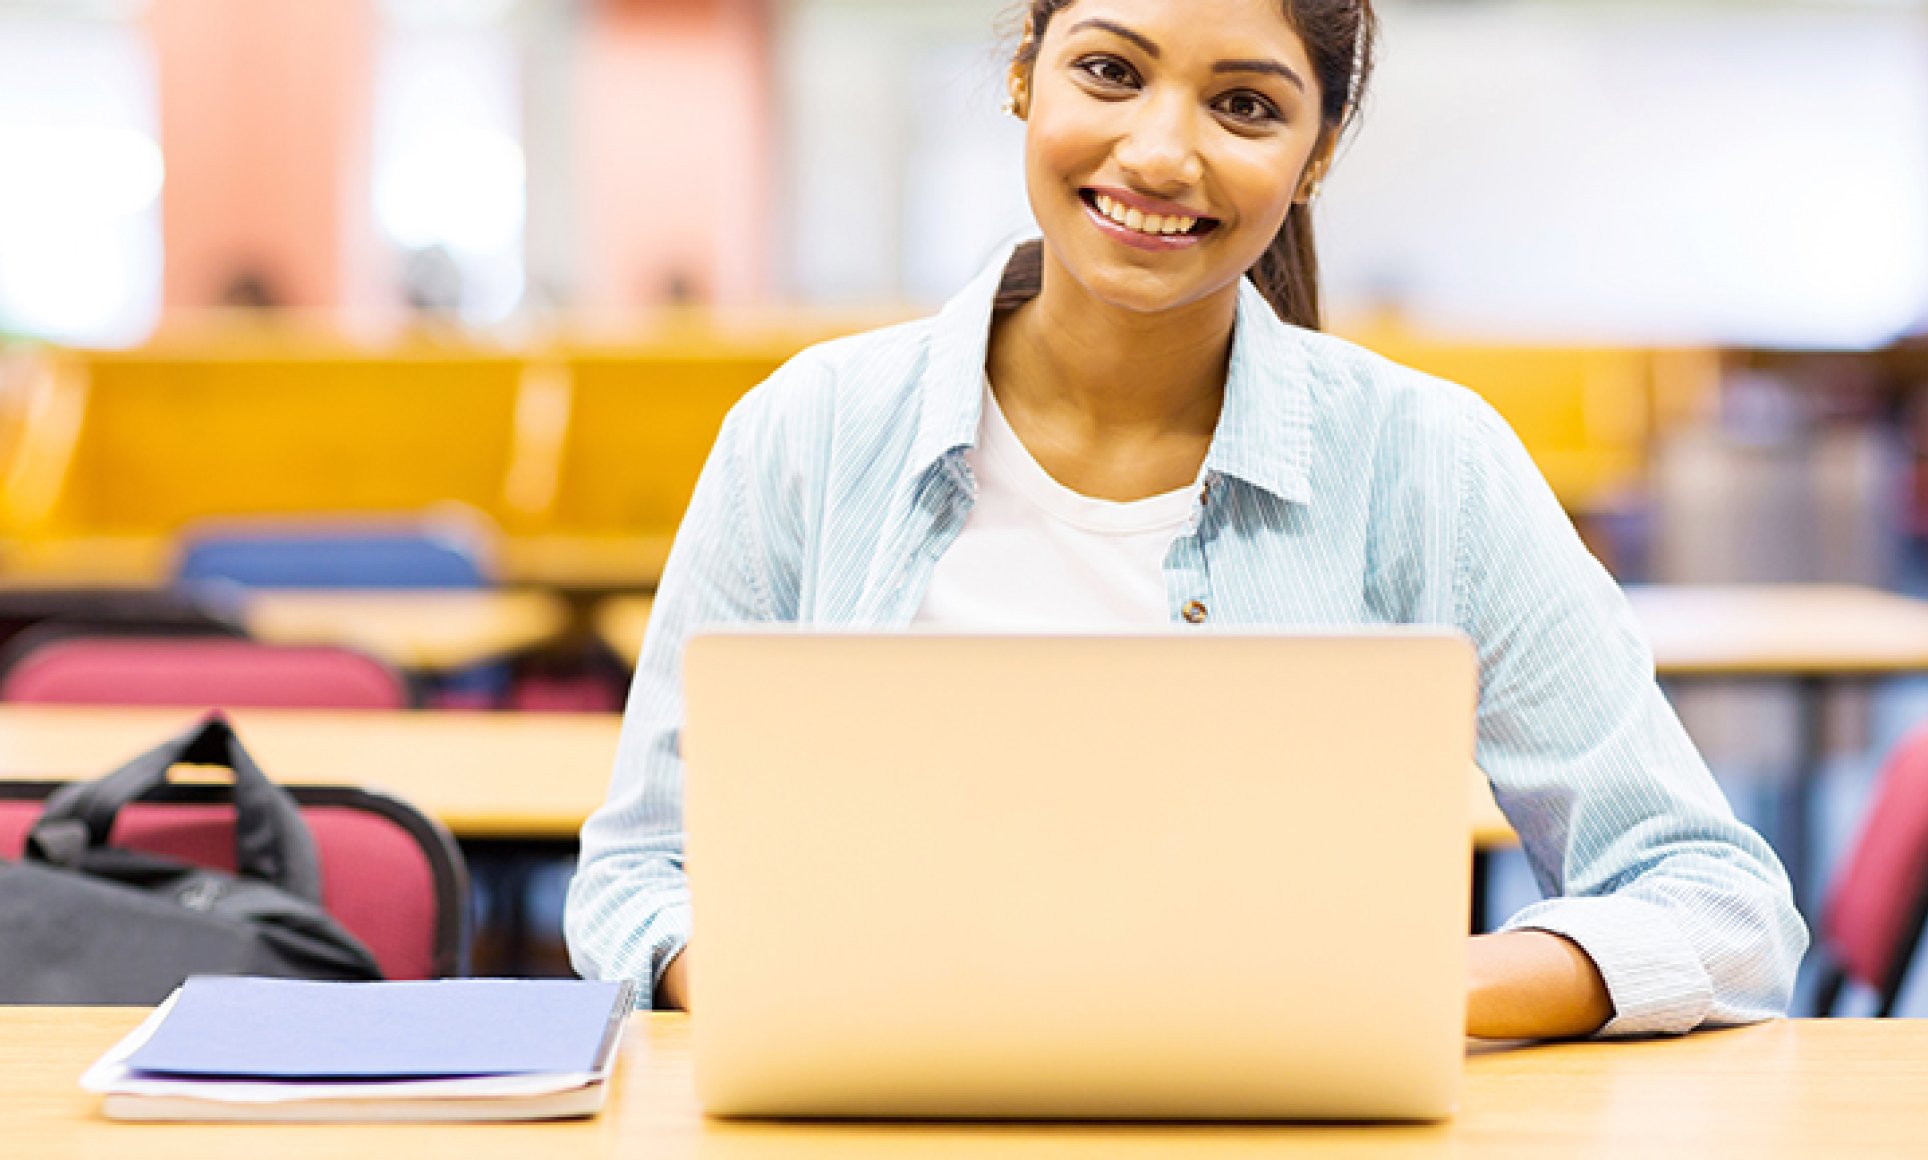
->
<box><xmin>664</xmin><ymin>932</ymin><xmax>1607</xmax><ymax>1032</ymax></box>
<box><xmin>658</xmin><ymin>945</ymin><xmax>692</xmax><ymax>1011</ymax></box>
<box><xmin>1466</xmin><ymin>930</ymin><xmax>1613</xmax><ymax>1039</ymax></box>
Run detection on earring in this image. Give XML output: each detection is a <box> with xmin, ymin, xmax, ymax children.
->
<box><xmin>1003</xmin><ymin>84</ymin><xmax>1026</xmax><ymax>119</ymax></box>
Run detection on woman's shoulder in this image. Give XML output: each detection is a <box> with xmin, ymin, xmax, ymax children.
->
<box><xmin>738</xmin><ymin>316</ymin><xmax>938</xmax><ymax>413</ymax></box>
<box><xmin>1287</xmin><ymin>325</ymin><xmax>1497</xmax><ymax>442</ymax></box>
<box><xmin>707</xmin><ymin>315</ymin><xmax>947</xmax><ymax>500</ymax></box>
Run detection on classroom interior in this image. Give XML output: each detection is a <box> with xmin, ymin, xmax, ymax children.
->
<box><xmin>4</xmin><ymin>0</ymin><xmax>1928</xmax><ymax>1031</ymax></box>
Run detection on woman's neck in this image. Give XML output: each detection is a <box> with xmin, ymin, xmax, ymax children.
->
<box><xmin>984</xmin><ymin>249</ymin><xmax>1238</xmax><ymax>500</ymax></box>
<box><xmin>990</xmin><ymin>253</ymin><xmax>1235</xmax><ymax>439</ymax></box>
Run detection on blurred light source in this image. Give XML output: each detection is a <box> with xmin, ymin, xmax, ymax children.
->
<box><xmin>0</xmin><ymin>125</ymin><xmax>163</xmax><ymax>219</ymax></box>
<box><xmin>371</xmin><ymin>12</ymin><xmax>526</xmax><ymax>325</ymax></box>
<box><xmin>0</xmin><ymin>11</ymin><xmax>160</xmax><ymax>345</ymax></box>
<box><xmin>375</xmin><ymin>127</ymin><xmax>525</xmax><ymax>254</ymax></box>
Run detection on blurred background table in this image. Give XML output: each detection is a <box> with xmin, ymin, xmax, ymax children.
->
<box><xmin>1626</xmin><ymin>584</ymin><xmax>1928</xmax><ymax>913</ymax></box>
<box><xmin>243</xmin><ymin>588</ymin><xmax>570</xmax><ymax>674</ymax></box>
<box><xmin>0</xmin><ymin>704</ymin><xmax>617</xmax><ymax>839</ymax></box>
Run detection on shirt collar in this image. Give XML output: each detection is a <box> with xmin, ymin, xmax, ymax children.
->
<box><xmin>909</xmin><ymin>242</ymin><xmax>1316</xmax><ymax>506</ymax></box>
<box><xmin>1209</xmin><ymin>275</ymin><xmax>1314</xmax><ymax>506</ymax></box>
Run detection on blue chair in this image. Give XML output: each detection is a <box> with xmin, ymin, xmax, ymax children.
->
<box><xmin>172</xmin><ymin>523</ymin><xmax>504</xmax><ymax>707</ymax></box>
<box><xmin>175</xmin><ymin>528</ymin><xmax>490</xmax><ymax>591</ymax></box>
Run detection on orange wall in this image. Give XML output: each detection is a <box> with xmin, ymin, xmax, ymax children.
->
<box><xmin>578</xmin><ymin>0</ymin><xmax>774</xmax><ymax>310</ymax></box>
<box><xmin>147</xmin><ymin>0</ymin><xmax>378</xmax><ymax>314</ymax></box>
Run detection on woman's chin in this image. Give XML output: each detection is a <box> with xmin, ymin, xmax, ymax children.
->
<box><xmin>1060</xmin><ymin>261</ymin><xmax>1231</xmax><ymax>318</ymax></box>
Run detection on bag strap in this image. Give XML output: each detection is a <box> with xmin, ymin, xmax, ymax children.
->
<box><xmin>26</xmin><ymin>714</ymin><xmax>325</xmax><ymax>902</ymax></box>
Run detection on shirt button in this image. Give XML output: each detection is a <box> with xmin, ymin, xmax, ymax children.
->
<box><xmin>1182</xmin><ymin>601</ymin><xmax>1209</xmax><ymax>624</ymax></box>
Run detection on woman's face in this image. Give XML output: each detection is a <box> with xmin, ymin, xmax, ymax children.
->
<box><xmin>1017</xmin><ymin>0</ymin><xmax>1330</xmax><ymax>317</ymax></box>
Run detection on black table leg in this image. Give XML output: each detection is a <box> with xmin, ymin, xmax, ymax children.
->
<box><xmin>1471</xmin><ymin>848</ymin><xmax>1492</xmax><ymax>934</ymax></box>
<box><xmin>1782</xmin><ymin>676</ymin><xmax>1830</xmax><ymax>919</ymax></box>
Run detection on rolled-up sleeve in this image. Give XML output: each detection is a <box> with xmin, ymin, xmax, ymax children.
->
<box><xmin>1453</xmin><ymin>399</ymin><xmax>1808</xmax><ymax>1036</ymax></box>
<box><xmin>565</xmin><ymin>383</ymin><xmax>799</xmax><ymax>1006</ymax></box>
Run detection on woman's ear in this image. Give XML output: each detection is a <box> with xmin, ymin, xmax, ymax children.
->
<box><xmin>1295</xmin><ymin>136</ymin><xmax>1339</xmax><ymax>204</ymax></box>
<box><xmin>1005</xmin><ymin>12</ymin><xmax>1037</xmax><ymax>119</ymax></box>
<box><xmin>1004</xmin><ymin>69</ymin><xmax>1030</xmax><ymax>120</ymax></box>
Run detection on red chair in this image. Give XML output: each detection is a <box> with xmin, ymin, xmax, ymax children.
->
<box><xmin>0</xmin><ymin>636</ymin><xmax>407</xmax><ymax>710</ymax></box>
<box><xmin>1813</xmin><ymin>724</ymin><xmax>1928</xmax><ymax>1015</ymax></box>
<box><xmin>0</xmin><ymin>780</ymin><xmax>469</xmax><ymax>981</ymax></box>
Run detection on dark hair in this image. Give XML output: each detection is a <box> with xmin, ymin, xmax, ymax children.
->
<box><xmin>997</xmin><ymin>0</ymin><xmax>1377</xmax><ymax>330</ymax></box>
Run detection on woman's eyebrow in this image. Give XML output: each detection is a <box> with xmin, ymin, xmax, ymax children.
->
<box><xmin>1066</xmin><ymin>18</ymin><xmax>1160</xmax><ymax>58</ymax></box>
<box><xmin>1214</xmin><ymin>59</ymin><xmax>1306</xmax><ymax>94</ymax></box>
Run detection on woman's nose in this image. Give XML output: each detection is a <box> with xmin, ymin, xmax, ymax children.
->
<box><xmin>1115</xmin><ymin>93</ymin><xmax>1204</xmax><ymax>190</ymax></box>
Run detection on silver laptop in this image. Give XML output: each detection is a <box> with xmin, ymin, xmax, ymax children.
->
<box><xmin>682</xmin><ymin>630</ymin><xmax>1477</xmax><ymax>1121</ymax></box>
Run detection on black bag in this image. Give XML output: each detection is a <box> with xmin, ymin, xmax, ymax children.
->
<box><xmin>0</xmin><ymin>714</ymin><xmax>383</xmax><ymax>1004</ymax></box>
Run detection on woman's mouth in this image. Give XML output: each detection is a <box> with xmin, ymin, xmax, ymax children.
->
<box><xmin>1080</xmin><ymin>189</ymin><xmax>1219</xmax><ymax>251</ymax></box>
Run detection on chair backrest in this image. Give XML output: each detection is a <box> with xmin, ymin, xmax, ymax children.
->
<box><xmin>0</xmin><ymin>637</ymin><xmax>408</xmax><ymax>710</ymax></box>
<box><xmin>0</xmin><ymin>781</ymin><xmax>468</xmax><ymax>981</ymax></box>
<box><xmin>0</xmin><ymin>588</ymin><xmax>247</xmax><ymax>654</ymax></box>
<box><xmin>1820</xmin><ymin>723</ymin><xmax>1928</xmax><ymax>1014</ymax></box>
<box><xmin>176</xmin><ymin>528</ymin><xmax>490</xmax><ymax>590</ymax></box>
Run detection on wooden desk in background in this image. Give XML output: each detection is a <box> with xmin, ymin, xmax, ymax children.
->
<box><xmin>0</xmin><ymin>578</ymin><xmax>575</xmax><ymax>673</ymax></box>
<box><xmin>595</xmin><ymin>593</ymin><xmax>654</xmax><ymax>665</ymax></box>
<box><xmin>0</xmin><ymin>705</ymin><xmax>618</xmax><ymax>840</ymax></box>
<box><xmin>1626</xmin><ymin>583</ymin><xmax>1928</xmax><ymax>676</ymax></box>
<box><xmin>242</xmin><ymin>589</ymin><xmax>571</xmax><ymax>673</ymax></box>
<box><xmin>602</xmin><ymin>585</ymin><xmax>1928</xmax><ymax>676</ymax></box>
<box><xmin>0</xmin><ymin>704</ymin><xmax>1513</xmax><ymax>849</ymax></box>
<box><xmin>7</xmin><ymin>1009</ymin><xmax>1926</xmax><ymax>1158</ymax></box>
<box><xmin>601</xmin><ymin>585</ymin><xmax>1928</xmax><ymax>911</ymax></box>
<box><xmin>1624</xmin><ymin>583</ymin><xmax>1928</xmax><ymax>912</ymax></box>
<box><xmin>0</xmin><ymin>534</ymin><xmax>674</xmax><ymax>594</ymax></box>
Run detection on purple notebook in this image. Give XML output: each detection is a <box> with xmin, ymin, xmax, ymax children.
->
<box><xmin>123</xmin><ymin>976</ymin><xmax>635</xmax><ymax>1080</ymax></box>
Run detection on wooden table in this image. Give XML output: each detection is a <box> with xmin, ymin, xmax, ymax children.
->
<box><xmin>603</xmin><ymin>584</ymin><xmax>1928</xmax><ymax>673</ymax></box>
<box><xmin>0</xmin><ymin>533</ymin><xmax>673</xmax><ymax>594</ymax></box>
<box><xmin>594</xmin><ymin>593</ymin><xmax>653</xmax><ymax>665</ymax></box>
<box><xmin>1624</xmin><ymin>583</ymin><xmax>1928</xmax><ymax>912</ymax></box>
<box><xmin>8</xmin><ymin>1010</ymin><xmax>1927</xmax><ymax>1157</ymax></box>
<box><xmin>1627</xmin><ymin>584</ymin><xmax>1928</xmax><ymax>676</ymax></box>
<box><xmin>0</xmin><ymin>705</ymin><xmax>619</xmax><ymax>839</ymax></box>
<box><xmin>0</xmin><ymin>704</ymin><xmax>1512</xmax><ymax>849</ymax></box>
<box><xmin>600</xmin><ymin>585</ymin><xmax>1928</xmax><ymax>913</ymax></box>
<box><xmin>242</xmin><ymin>589</ymin><xmax>571</xmax><ymax>673</ymax></box>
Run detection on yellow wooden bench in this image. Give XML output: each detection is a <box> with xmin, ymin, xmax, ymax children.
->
<box><xmin>0</xmin><ymin>329</ymin><xmax>1707</xmax><ymax>591</ymax></box>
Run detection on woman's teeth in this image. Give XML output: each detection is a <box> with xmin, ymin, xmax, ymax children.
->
<box><xmin>1092</xmin><ymin>193</ymin><xmax>1199</xmax><ymax>237</ymax></box>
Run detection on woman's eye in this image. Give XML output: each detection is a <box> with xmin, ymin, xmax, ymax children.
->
<box><xmin>1074</xmin><ymin>55</ymin><xmax>1138</xmax><ymax>88</ymax></box>
<box><xmin>1217</xmin><ymin>91</ymin><xmax>1282</xmax><ymax>124</ymax></box>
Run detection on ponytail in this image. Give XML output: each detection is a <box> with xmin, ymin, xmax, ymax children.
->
<box><xmin>1248</xmin><ymin>202</ymin><xmax>1323</xmax><ymax>331</ymax></box>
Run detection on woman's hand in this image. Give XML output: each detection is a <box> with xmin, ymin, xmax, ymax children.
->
<box><xmin>663</xmin><ymin>933</ymin><xmax>1608</xmax><ymax>1033</ymax></box>
<box><xmin>658</xmin><ymin>945</ymin><xmax>692</xmax><ymax>1011</ymax></box>
<box><xmin>1466</xmin><ymin>930</ymin><xmax>1613</xmax><ymax>1040</ymax></box>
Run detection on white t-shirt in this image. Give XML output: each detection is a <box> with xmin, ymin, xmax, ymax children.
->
<box><xmin>914</xmin><ymin>384</ymin><xmax>1199</xmax><ymax>629</ymax></box>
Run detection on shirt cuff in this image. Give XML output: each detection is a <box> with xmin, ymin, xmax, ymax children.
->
<box><xmin>1500</xmin><ymin>894</ymin><xmax>1715</xmax><ymax>1037</ymax></box>
<box><xmin>640</xmin><ymin>900</ymin><xmax>693</xmax><ymax>1011</ymax></box>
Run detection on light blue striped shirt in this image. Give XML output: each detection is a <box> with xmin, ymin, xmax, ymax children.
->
<box><xmin>567</xmin><ymin>246</ymin><xmax>1807</xmax><ymax>1035</ymax></box>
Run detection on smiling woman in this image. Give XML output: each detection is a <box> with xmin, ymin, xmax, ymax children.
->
<box><xmin>568</xmin><ymin>0</ymin><xmax>1806</xmax><ymax>1048</ymax></box>
<box><xmin>999</xmin><ymin>0</ymin><xmax>1370</xmax><ymax>331</ymax></box>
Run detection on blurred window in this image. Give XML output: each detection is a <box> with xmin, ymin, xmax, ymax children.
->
<box><xmin>1320</xmin><ymin>1</ymin><xmax>1928</xmax><ymax>349</ymax></box>
<box><xmin>780</xmin><ymin>0</ymin><xmax>1032</xmax><ymax>306</ymax></box>
<box><xmin>373</xmin><ymin>0</ymin><xmax>526</xmax><ymax>324</ymax></box>
<box><xmin>0</xmin><ymin>6</ymin><xmax>162</xmax><ymax>345</ymax></box>
<box><xmin>775</xmin><ymin>0</ymin><xmax>1928</xmax><ymax>348</ymax></box>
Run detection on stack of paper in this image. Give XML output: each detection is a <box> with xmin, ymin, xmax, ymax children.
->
<box><xmin>82</xmin><ymin>975</ymin><xmax>636</xmax><ymax>1122</ymax></box>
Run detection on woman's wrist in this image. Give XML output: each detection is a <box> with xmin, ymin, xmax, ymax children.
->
<box><xmin>658</xmin><ymin>945</ymin><xmax>692</xmax><ymax>1011</ymax></box>
<box><xmin>1467</xmin><ymin>930</ymin><xmax>1613</xmax><ymax>1040</ymax></box>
